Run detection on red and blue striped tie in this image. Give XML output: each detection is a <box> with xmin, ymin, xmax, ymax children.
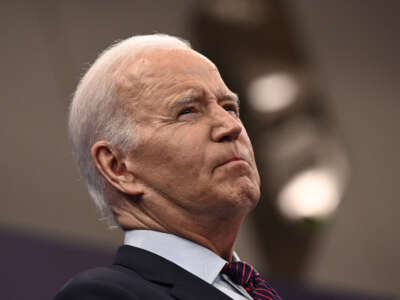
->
<box><xmin>222</xmin><ymin>261</ymin><xmax>282</xmax><ymax>300</ymax></box>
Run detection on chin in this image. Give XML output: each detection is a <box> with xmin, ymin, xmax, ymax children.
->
<box><xmin>226</xmin><ymin>181</ymin><xmax>260</xmax><ymax>215</ymax></box>
<box><xmin>240</xmin><ymin>185</ymin><xmax>260</xmax><ymax>210</ymax></box>
<box><xmin>209</xmin><ymin>174</ymin><xmax>260</xmax><ymax>215</ymax></box>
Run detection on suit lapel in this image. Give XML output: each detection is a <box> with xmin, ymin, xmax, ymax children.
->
<box><xmin>114</xmin><ymin>245</ymin><xmax>232</xmax><ymax>300</ymax></box>
<box><xmin>169</xmin><ymin>274</ymin><xmax>232</xmax><ymax>300</ymax></box>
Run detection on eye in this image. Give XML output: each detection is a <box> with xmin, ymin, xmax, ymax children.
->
<box><xmin>177</xmin><ymin>106</ymin><xmax>200</xmax><ymax>120</ymax></box>
<box><xmin>222</xmin><ymin>104</ymin><xmax>239</xmax><ymax>116</ymax></box>
<box><xmin>178</xmin><ymin>107</ymin><xmax>195</xmax><ymax>116</ymax></box>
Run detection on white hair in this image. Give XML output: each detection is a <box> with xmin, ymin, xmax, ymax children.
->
<box><xmin>69</xmin><ymin>34</ymin><xmax>191</xmax><ymax>228</ymax></box>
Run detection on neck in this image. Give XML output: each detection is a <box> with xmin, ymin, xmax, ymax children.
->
<box><xmin>168</xmin><ymin>214</ymin><xmax>246</xmax><ymax>261</ymax></box>
<box><xmin>115</xmin><ymin>198</ymin><xmax>247</xmax><ymax>261</ymax></box>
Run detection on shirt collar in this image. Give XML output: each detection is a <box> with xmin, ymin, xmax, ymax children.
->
<box><xmin>124</xmin><ymin>229</ymin><xmax>228</xmax><ymax>284</ymax></box>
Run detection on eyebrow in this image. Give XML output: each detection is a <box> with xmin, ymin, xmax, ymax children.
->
<box><xmin>221</xmin><ymin>92</ymin><xmax>240</xmax><ymax>107</ymax></box>
<box><xmin>169</xmin><ymin>97</ymin><xmax>197</xmax><ymax>112</ymax></box>
<box><xmin>169</xmin><ymin>91</ymin><xmax>240</xmax><ymax>112</ymax></box>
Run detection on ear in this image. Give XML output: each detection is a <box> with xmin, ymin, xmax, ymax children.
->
<box><xmin>91</xmin><ymin>141</ymin><xmax>143</xmax><ymax>196</ymax></box>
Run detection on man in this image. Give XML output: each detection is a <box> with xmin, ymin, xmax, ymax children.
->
<box><xmin>55</xmin><ymin>34</ymin><xmax>281</xmax><ymax>300</ymax></box>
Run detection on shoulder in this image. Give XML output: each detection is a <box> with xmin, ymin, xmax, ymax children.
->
<box><xmin>53</xmin><ymin>265</ymin><xmax>150</xmax><ymax>300</ymax></box>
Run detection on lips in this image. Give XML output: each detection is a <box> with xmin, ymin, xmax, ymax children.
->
<box><xmin>224</xmin><ymin>157</ymin><xmax>245</xmax><ymax>165</ymax></box>
<box><xmin>213</xmin><ymin>155</ymin><xmax>248</xmax><ymax>172</ymax></box>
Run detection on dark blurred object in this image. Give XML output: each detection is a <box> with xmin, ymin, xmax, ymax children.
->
<box><xmin>191</xmin><ymin>0</ymin><xmax>350</xmax><ymax>279</ymax></box>
<box><xmin>0</xmin><ymin>229</ymin><xmax>393</xmax><ymax>300</ymax></box>
<box><xmin>0</xmin><ymin>228</ymin><xmax>114</xmax><ymax>300</ymax></box>
<box><xmin>267</xmin><ymin>277</ymin><xmax>396</xmax><ymax>300</ymax></box>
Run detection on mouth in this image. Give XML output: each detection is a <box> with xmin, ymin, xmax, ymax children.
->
<box><xmin>224</xmin><ymin>157</ymin><xmax>245</xmax><ymax>164</ymax></box>
<box><xmin>213</xmin><ymin>156</ymin><xmax>247</xmax><ymax>172</ymax></box>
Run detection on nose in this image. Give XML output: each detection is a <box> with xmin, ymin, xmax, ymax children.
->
<box><xmin>210</xmin><ymin>105</ymin><xmax>243</xmax><ymax>142</ymax></box>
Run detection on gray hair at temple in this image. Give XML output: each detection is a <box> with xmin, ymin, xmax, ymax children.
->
<box><xmin>69</xmin><ymin>34</ymin><xmax>191</xmax><ymax>228</ymax></box>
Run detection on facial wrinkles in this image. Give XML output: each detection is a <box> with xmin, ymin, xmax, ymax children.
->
<box><xmin>142</xmin><ymin>49</ymin><xmax>222</xmax><ymax>97</ymax></box>
<box><xmin>129</xmin><ymin>124</ymin><xmax>210</xmax><ymax>212</ymax></box>
<box><xmin>121</xmin><ymin>48</ymin><xmax>229</xmax><ymax>118</ymax></box>
<box><xmin>123</xmin><ymin>48</ymin><xmax>259</xmax><ymax>199</ymax></box>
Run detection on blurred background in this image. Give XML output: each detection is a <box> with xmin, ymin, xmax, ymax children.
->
<box><xmin>0</xmin><ymin>0</ymin><xmax>399</xmax><ymax>299</ymax></box>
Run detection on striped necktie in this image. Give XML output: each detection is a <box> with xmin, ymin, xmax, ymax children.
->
<box><xmin>222</xmin><ymin>261</ymin><xmax>282</xmax><ymax>300</ymax></box>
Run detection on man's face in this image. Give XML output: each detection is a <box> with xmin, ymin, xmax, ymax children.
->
<box><xmin>121</xmin><ymin>48</ymin><xmax>260</xmax><ymax>222</ymax></box>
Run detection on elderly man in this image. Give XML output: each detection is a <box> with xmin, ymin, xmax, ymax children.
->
<box><xmin>55</xmin><ymin>34</ymin><xmax>281</xmax><ymax>300</ymax></box>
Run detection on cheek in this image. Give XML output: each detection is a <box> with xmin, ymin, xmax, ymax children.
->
<box><xmin>136</xmin><ymin>134</ymin><xmax>204</xmax><ymax>179</ymax></box>
<box><xmin>240</xmin><ymin>131</ymin><xmax>256</xmax><ymax>160</ymax></box>
<box><xmin>241</xmin><ymin>128</ymin><xmax>253</xmax><ymax>148</ymax></box>
<box><xmin>241</xmin><ymin>131</ymin><xmax>260</xmax><ymax>182</ymax></box>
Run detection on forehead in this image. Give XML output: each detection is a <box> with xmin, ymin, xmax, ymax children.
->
<box><xmin>120</xmin><ymin>48</ymin><xmax>226</xmax><ymax>93</ymax></box>
<box><xmin>117</xmin><ymin>48</ymin><xmax>233</xmax><ymax>114</ymax></box>
<box><xmin>137</xmin><ymin>48</ymin><xmax>218</xmax><ymax>76</ymax></box>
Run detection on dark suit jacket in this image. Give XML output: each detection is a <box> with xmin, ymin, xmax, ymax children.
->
<box><xmin>54</xmin><ymin>245</ymin><xmax>233</xmax><ymax>300</ymax></box>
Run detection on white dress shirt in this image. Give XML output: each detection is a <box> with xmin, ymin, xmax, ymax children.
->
<box><xmin>124</xmin><ymin>230</ymin><xmax>253</xmax><ymax>300</ymax></box>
